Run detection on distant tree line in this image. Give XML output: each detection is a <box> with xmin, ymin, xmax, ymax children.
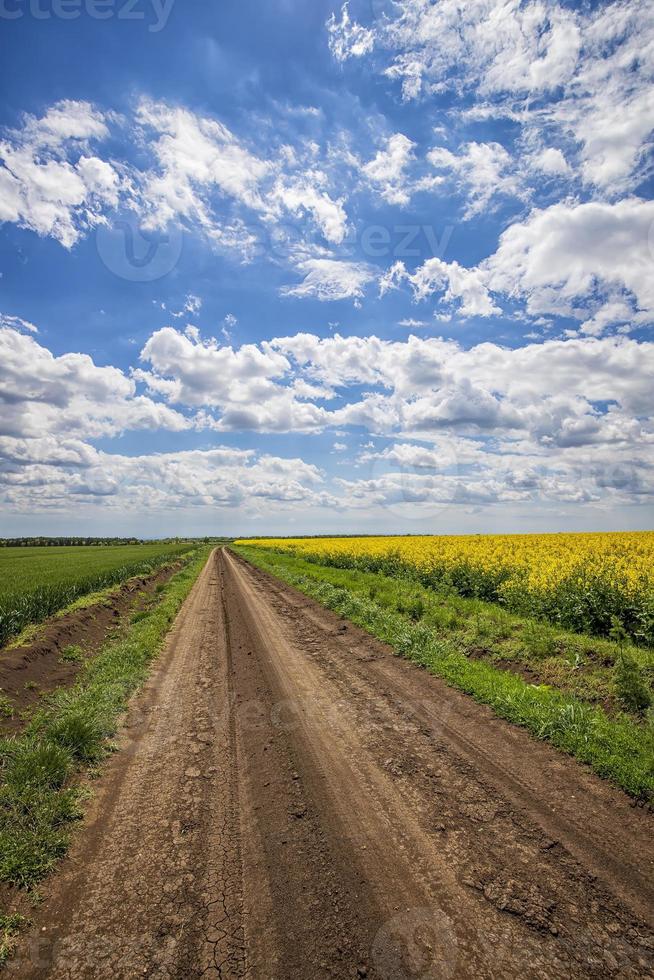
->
<box><xmin>0</xmin><ymin>537</ymin><xmax>206</xmax><ymax>548</ymax></box>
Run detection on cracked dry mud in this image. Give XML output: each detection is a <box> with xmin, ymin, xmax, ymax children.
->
<box><xmin>14</xmin><ymin>548</ymin><xmax>654</xmax><ymax>978</ymax></box>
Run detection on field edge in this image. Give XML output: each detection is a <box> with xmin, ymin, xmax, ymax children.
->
<box><xmin>0</xmin><ymin>544</ymin><xmax>213</xmax><ymax>938</ymax></box>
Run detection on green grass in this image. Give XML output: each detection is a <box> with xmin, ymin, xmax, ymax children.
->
<box><xmin>58</xmin><ymin>645</ymin><xmax>84</xmax><ymax>665</ymax></box>
<box><xmin>0</xmin><ymin>696</ymin><xmax>14</xmax><ymax>720</ymax></box>
<box><xmin>0</xmin><ymin>913</ymin><xmax>25</xmax><ymax>966</ymax></box>
<box><xmin>234</xmin><ymin>545</ymin><xmax>654</xmax><ymax>801</ymax></box>
<box><xmin>0</xmin><ymin>546</ymin><xmax>211</xmax><ymax>891</ymax></box>
<box><xmin>0</xmin><ymin>542</ymin><xmax>195</xmax><ymax>648</ymax></box>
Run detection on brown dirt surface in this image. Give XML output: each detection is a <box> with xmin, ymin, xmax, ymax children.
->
<box><xmin>9</xmin><ymin>547</ymin><xmax>654</xmax><ymax>979</ymax></box>
<box><xmin>0</xmin><ymin>563</ymin><xmax>182</xmax><ymax>735</ymax></box>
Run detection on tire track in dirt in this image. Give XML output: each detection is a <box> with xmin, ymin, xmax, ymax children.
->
<box><xmin>12</xmin><ymin>547</ymin><xmax>654</xmax><ymax>979</ymax></box>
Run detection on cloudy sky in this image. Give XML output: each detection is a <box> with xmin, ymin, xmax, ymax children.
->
<box><xmin>0</xmin><ymin>0</ymin><xmax>653</xmax><ymax>537</ymax></box>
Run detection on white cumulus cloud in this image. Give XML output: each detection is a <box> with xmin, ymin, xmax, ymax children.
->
<box><xmin>280</xmin><ymin>258</ymin><xmax>375</xmax><ymax>303</ymax></box>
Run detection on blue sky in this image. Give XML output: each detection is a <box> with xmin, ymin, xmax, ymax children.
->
<box><xmin>0</xmin><ymin>0</ymin><xmax>653</xmax><ymax>536</ymax></box>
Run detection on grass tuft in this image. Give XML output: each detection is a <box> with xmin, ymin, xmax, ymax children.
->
<box><xmin>615</xmin><ymin>652</ymin><xmax>652</xmax><ymax>714</ymax></box>
<box><xmin>46</xmin><ymin>712</ymin><xmax>105</xmax><ymax>762</ymax></box>
<box><xmin>0</xmin><ymin>694</ymin><xmax>14</xmax><ymax>720</ymax></box>
<box><xmin>58</xmin><ymin>644</ymin><xmax>84</xmax><ymax>665</ymax></box>
<box><xmin>1</xmin><ymin>740</ymin><xmax>72</xmax><ymax>792</ymax></box>
<box><xmin>0</xmin><ymin>913</ymin><xmax>26</xmax><ymax>966</ymax></box>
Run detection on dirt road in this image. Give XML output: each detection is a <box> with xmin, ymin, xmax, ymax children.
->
<box><xmin>14</xmin><ymin>548</ymin><xmax>654</xmax><ymax>978</ymax></box>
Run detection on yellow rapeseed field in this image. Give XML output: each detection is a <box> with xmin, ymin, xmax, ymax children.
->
<box><xmin>239</xmin><ymin>532</ymin><xmax>654</xmax><ymax>642</ymax></box>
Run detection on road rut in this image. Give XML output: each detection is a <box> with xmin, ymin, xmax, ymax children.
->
<box><xmin>14</xmin><ymin>548</ymin><xmax>654</xmax><ymax>978</ymax></box>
